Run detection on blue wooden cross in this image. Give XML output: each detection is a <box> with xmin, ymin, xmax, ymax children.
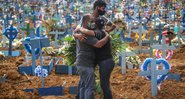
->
<box><xmin>149</xmin><ymin>12</ymin><xmax>161</xmax><ymax>57</ymax></box>
<box><xmin>37</xmin><ymin>21</ymin><xmax>46</xmax><ymax>37</ymax></box>
<box><xmin>56</xmin><ymin>3</ymin><xmax>59</xmax><ymax>15</ymax></box>
<box><xmin>135</xmin><ymin>13</ymin><xmax>149</xmax><ymax>53</ymax></box>
<box><xmin>156</xmin><ymin>23</ymin><xmax>163</xmax><ymax>44</ymax></box>
<box><xmin>24</xmin><ymin>86</ymin><xmax>64</xmax><ymax>96</ymax></box>
<box><xmin>20</xmin><ymin>23</ymin><xmax>35</xmax><ymax>38</ymax></box>
<box><xmin>151</xmin><ymin>36</ymin><xmax>176</xmax><ymax>58</ymax></box>
<box><xmin>133</xmin><ymin>1</ymin><xmax>138</xmax><ymax>20</ymax></box>
<box><xmin>30</xmin><ymin>5</ymin><xmax>37</xmax><ymax>15</ymax></box>
<box><xmin>137</xmin><ymin>13</ymin><xmax>142</xmax><ymax>24</ymax></box>
<box><xmin>29</xmin><ymin>37</ymin><xmax>50</xmax><ymax>87</ymax></box>
<box><xmin>128</xmin><ymin>20</ymin><xmax>133</xmax><ymax>38</ymax></box>
<box><xmin>120</xmin><ymin>28</ymin><xmax>132</xmax><ymax>42</ymax></box>
<box><xmin>139</xmin><ymin>58</ymin><xmax>170</xmax><ymax>96</ymax></box>
<box><xmin>65</xmin><ymin>13</ymin><xmax>73</xmax><ymax>27</ymax></box>
<box><xmin>3</xmin><ymin>25</ymin><xmax>19</xmax><ymax>56</ymax></box>
<box><xmin>20</xmin><ymin>11</ymin><xmax>27</xmax><ymax>26</ymax></box>
<box><xmin>143</xmin><ymin>15</ymin><xmax>152</xmax><ymax>30</ymax></box>
<box><xmin>30</xmin><ymin>14</ymin><xmax>38</xmax><ymax>28</ymax></box>
<box><xmin>120</xmin><ymin>51</ymin><xmax>136</xmax><ymax>74</ymax></box>
<box><xmin>2</xmin><ymin>15</ymin><xmax>14</xmax><ymax>28</ymax></box>
<box><xmin>125</xmin><ymin>13</ymin><xmax>133</xmax><ymax>22</ymax></box>
<box><xmin>19</xmin><ymin>13</ymin><xmax>28</xmax><ymax>37</ymax></box>
<box><xmin>163</xmin><ymin>13</ymin><xmax>169</xmax><ymax>25</ymax></box>
<box><xmin>16</xmin><ymin>14</ymin><xmax>22</xmax><ymax>30</ymax></box>
<box><xmin>15</xmin><ymin>2</ymin><xmax>20</xmax><ymax>13</ymax></box>
<box><xmin>49</xmin><ymin>31</ymin><xmax>65</xmax><ymax>48</ymax></box>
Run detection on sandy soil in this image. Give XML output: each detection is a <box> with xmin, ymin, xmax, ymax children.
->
<box><xmin>0</xmin><ymin>45</ymin><xmax>185</xmax><ymax>99</ymax></box>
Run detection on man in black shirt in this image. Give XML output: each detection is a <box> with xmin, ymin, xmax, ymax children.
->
<box><xmin>73</xmin><ymin>14</ymin><xmax>110</xmax><ymax>99</ymax></box>
<box><xmin>75</xmin><ymin>15</ymin><xmax>115</xmax><ymax>99</ymax></box>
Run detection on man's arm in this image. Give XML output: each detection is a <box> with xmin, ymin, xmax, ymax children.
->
<box><xmin>105</xmin><ymin>24</ymin><xmax>116</xmax><ymax>33</ymax></box>
<box><xmin>73</xmin><ymin>15</ymin><xmax>109</xmax><ymax>48</ymax></box>
<box><xmin>73</xmin><ymin>29</ymin><xmax>109</xmax><ymax>48</ymax></box>
<box><xmin>93</xmin><ymin>32</ymin><xmax>109</xmax><ymax>48</ymax></box>
<box><xmin>74</xmin><ymin>26</ymin><xmax>95</xmax><ymax>36</ymax></box>
<box><xmin>102</xmin><ymin>16</ymin><xmax>116</xmax><ymax>33</ymax></box>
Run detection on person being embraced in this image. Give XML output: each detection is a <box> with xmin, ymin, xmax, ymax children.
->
<box><xmin>73</xmin><ymin>14</ymin><xmax>110</xmax><ymax>99</ymax></box>
<box><xmin>74</xmin><ymin>15</ymin><xmax>116</xmax><ymax>99</ymax></box>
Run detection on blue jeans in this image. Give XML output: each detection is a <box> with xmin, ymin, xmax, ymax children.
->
<box><xmin>76</xmin><ymin>66</ymin><xmax>95</xmax><ymax>99</ymax></box>
<box><xmin>99</xmin><ymin>58</ymin><xmax>115</xmax><ymax>99</ymax></box>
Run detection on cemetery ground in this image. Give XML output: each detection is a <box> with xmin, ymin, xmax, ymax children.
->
<box><xmin>0</xmin><ymin>45</ymin><xmax>185</xmax><ymax>99</ymax></box>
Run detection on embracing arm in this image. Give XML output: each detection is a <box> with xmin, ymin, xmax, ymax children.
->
<box><xmin>93</xmin><ymin>31</ymin><xmax>109</xmax><ymax>48</ymax></box>
<box><xmin>105</xmin><ymin>23</ymin><xmax>116</xmax><ymax>33</ymax></box>
<box><xmin>75</xmin><ymin>26</ymin><xmax>95</xmax><ymax>36</ymax></box>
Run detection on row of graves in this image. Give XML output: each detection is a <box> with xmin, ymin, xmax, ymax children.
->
<box><xmin>0</xmin><ymin>0</ymin><xmax>185</xmax><ymax>98</ymax></box>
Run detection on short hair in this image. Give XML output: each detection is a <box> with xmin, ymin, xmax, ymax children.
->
<box><xmin>93</xmin><ymin>0</ymin><xmax>107</xmax><ymax>10</ymax></box>
<box><xmin>95</xmin><ymin>16</ymin><xmax>105</xmax><ymax>29</ymax></box>
<box><xmin>81</xmin><ymin>15</ymin><xmax>90</xmax><ymax>28</ymax></box>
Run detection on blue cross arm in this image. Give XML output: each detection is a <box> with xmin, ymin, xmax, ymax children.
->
<box><xmin>151</xmin><ymin>45</ymin><xmax>176</xmax><ymax>50</ymax></box>
<box><xmin>139</xmin><ymin>71</ymin><xmax>151</xmax><ymax>76</ymax></box>
<box><xmin>125</xmin><ymin>52</ymin><xmax>137</xmax><ymax>56</ymax></box>
<box><xmin>22</xmin><ymin>40</ymin><xmax>30</xmax><ymax>45</ymax></box>
<box><xmin>139</xmin><ymin>70</ymin><xmax>169</xmax><ymax>76</ymax></box>
<box><xmin>156</xmin><ymin>70</ymin><xmax>169</xmax><ymax>75</ymax></box>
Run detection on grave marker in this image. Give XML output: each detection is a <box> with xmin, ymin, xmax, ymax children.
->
<box><xmin>49</xmin><ymin>31</ymin><xmax>65</xmax><ymax>48</ymax></box>
<box><xmin>3</xmin><ymin>25</ymin><xmax>19</xmax><ymax>56</ymax></box>
<box><xmin>121</xmin><ymin>51</ymin><xmax>136</xmax><ymax>74</ymax></box>
<box><xmin>139</xmin><ymin>58</ymin><xmax>170</xmax><ymax>96</ymax></box>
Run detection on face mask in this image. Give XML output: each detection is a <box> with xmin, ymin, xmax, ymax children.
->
<box><xmin>98</xmin><ymin>8</ymin><xmax>106</xmax><ymax>16</ymax></box>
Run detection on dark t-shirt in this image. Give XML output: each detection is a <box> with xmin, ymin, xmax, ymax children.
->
<box><xmin>76</xmin><ymin>36</ymin><xmax>98</xmax><ymax>67</ymax></box>
<box><xmin>94</xmin><ymin>29</ymin><xmax>112</xmax><ymax>63</ymax></box>
<box><xmin>75</xmin><ymin>15</ymin><xmax>98</xmax><ymax>67</ymax></box>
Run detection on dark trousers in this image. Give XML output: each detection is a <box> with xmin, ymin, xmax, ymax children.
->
<box><xmin>99</xmin><ymin>58</ymin><xmax>115</xmax><ymax>99</ymax></box>
<box><xmin>76</xmin><ymin>66</ymin><xmax>95</xmax><ymax>99</ymax></box>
